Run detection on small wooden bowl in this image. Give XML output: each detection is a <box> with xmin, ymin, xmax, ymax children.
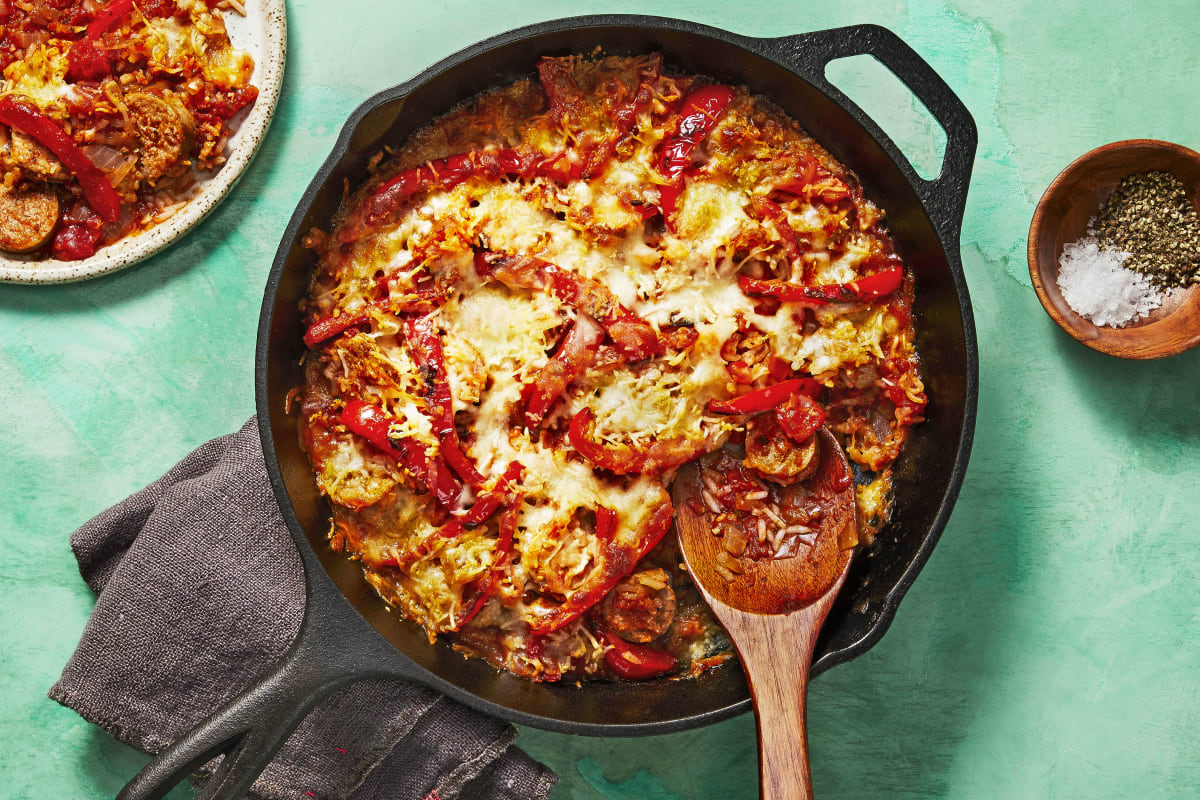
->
<box><xmin>1028</xmin><ymin>139</ymin><xmax>1200</xmax><ymax>359</ymax></box>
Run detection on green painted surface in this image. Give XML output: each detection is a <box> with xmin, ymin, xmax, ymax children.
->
<box><xmin>2</xmin><ymin>1</ymin><xmax>1199</xmax><ymax>797</ymax></box>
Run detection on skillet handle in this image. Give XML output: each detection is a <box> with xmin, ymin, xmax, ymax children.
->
<box><xmin>762</xmin><ymin>24</ymin><xmax>978</xmax><ymax>246</ymax></box>
<box><xmin>116</xmin><ymin>585</ymin><xmax>401</xmax><ymax>800</ymax></box>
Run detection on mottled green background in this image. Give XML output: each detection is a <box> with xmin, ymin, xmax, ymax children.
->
<box><xmin>3</xmin><ymin>1</ymin><xmax>1199</xmax><ymax>798</ymax></box>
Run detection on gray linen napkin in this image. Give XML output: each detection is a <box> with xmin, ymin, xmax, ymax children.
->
<box><xmin>49</xmin><ymin>418</ymin><xmax>557</xmax><ymax>800</ymax></box>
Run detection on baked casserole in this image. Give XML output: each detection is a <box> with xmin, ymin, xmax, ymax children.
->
<box><xmin>298</xmin><ymin>53</ymin><xmax>927</xmax><ymax>682</ymax></box>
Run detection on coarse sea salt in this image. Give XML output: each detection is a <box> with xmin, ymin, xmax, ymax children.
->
<box><xmin>1056</xmin><ymin>236</ymin><xmax>1163</xmax><ymax>327</ymax></box>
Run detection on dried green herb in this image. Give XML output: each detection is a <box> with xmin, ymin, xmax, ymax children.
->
<box><xmin>1095</xmin><ymin>170</ymin><xmax>1200</xmax><ymax>288</ymax></box>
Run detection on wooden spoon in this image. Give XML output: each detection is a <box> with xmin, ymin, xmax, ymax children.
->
<box><xmin>673</xmin><ymin>428</ymin><xmax>857</xmax><ymax>800</ymax></box>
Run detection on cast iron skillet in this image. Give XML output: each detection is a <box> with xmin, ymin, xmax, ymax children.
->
<box><xmin>119</xmin><ymin>16</ymin><xmax>978</xmax><ymax>800</ymax></box>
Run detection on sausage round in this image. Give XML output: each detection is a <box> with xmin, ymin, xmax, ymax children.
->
<box><xmin>127</xmin><ymin>92</ymin><xmax>195</xmax><ymax>182</ymax></box>
<box><xmin>596</xmin><ymin>568</ymin><xmax>676</xmax><ymax>643</ymax></box>
<box><xmin>0</xmin><ymin>183</ymin><xmax>61</xmax><ymax>253</ymax></box>
<box><xmin>743</xmin><ymin>412</ymin><xmax>820</xmax><ymax>484</ymax></box>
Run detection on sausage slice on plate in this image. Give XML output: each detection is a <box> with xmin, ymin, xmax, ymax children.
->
<box><xmin>10</xmin><ymin>129</ymin><xmax>69</xmax><ymax>181</ymax></box>
<box><xmin>0</xmin><ymin>183</ymin><xmax>61</xmax><ymax>253</ymax></box>
<box><xmin>127</xmin><ymin>92</ymin><xmax>195</xmax><ymax>182</ymax></box>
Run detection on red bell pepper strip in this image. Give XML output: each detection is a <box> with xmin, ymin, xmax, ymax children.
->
<box><xmin>303</xmin><ymin>309</ymin><xmax>370</xmax><ymax>347</ymax></box>
<box><xmin>441</xmin><ymin>435</ymin><xmax>486</xmax><ymax>489</ymax></box>
<box><xmin>737</xmin><ymin>267</ymin><xmax>904</xmax><ymax>305</ymax></box>
<box><xmin>303</xmin><ymin>292</ymin><xmax>441</xmax><ymax>348</ymax></box>
<box><xmin>402</xmin><ymin>315</ymin><xmax>455</xmax><ymax>436</ymax></box>
<box><xmin>399</xmin><ymin>314</ymin><xmax>525</xmax><ymax>516</ymax></box>
<box><xmin>455</xmin><ymin>461</ymin><xmax>524</xmax><ymax>527</ymax></box>
<box><xmin>399</xmin><ymin>315</ymin><xmax>489</xmax><ymax>506</ymax></box>
<box><xmin>708</xmin><ymin>378</ymin><xmax>821</xmax><ymax>415</ymax></box>
<box><xmin>602</xmin><ymin>631</ymin><xmax>676</xmax><ymax>680</ymax></box>
<box><xmin>776</xmin><ymin>392</ymin><xmax>827</xmax><ymax>443</ymax></box>
<box><xmin>568</xmin><ymin>407</ymin><xmax>706</xmax><ymax>475</ymax></box>
<box><xmin>339</xmin><ymin>399</ymin><xmax>462</xmax><ymax>508</ymax></box>
<box><xmin>338</xmin><ymin>398</ymin><xmax>395</xmax><ymax>453</ymax></box>
<box><xmin>657</xmin><ymin>84</ymin><xmax>734</xmax><ymax>219</ymax></box>
<box><xmin>0</xmin><ymin>95</ymin><xmax>120</xmax><ymax>222</ymax></box>
<box><xmin>519</xmin><ymin>317</ymin><xmax>604</xmax><ymax>429</ymax></box>
<box><xmin>595</xmin><ymin>507</ymin><xmax>617</xmax><ymax>543</ymax></box>
<box><xmin>356</xmin><ymin>148</ymin><xmax>582</xmax><ymax>234</ymax></box>
<box><xmin>86</xmin><ymin>0</ymin><xmax>135</xmax><ymax>37</ymax></box>
<box><xmin>527</xmin><ymin>499</ymin><xmax>674</xmax><ymax>634</ymax></box>
<box><xmin>453</xmin><ymin>497</ymin><xmax>521</xmax><ymax>628</ymax></box>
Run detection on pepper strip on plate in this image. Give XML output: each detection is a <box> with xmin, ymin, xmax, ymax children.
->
<box><xmin>524</xmin><ymin>499</ymin><xmax>674</xmax><ymax>634</ymax></box>
<box><xmin>657</xmin><ymin>84</ymin><xmax>735</xmax><ymax>221</ymax></box>
<box><xmin>0</xmin><ymin>96</ymin><xmax>120</xmax><ymax>222</ymax></box>
<box><xmin>476</xmin><ymin>250</ymin><xmax>661</xmax><ymax>361</ymax></box>
<box><xmin>737</xmin><ymin>266</ymin><xmax>903</xmax><ymax>305</ymax></box>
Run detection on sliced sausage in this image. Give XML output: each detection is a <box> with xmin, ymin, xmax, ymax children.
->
<box><xmin>127</xmin><ymin>92</ymin><xmax>195</xmax><ymax>182</ymax></box>
<box><xmin>743</xmin><ymin>412</ymin><xmax>820</xmax><ymax>484</ymax></box>
<box><xmin>596</xmin><ymin>568</ymin><xmax>676</xmax><ymax>643</ymax></box>
<box><xmin>10</xmin><ymin>129</ymin><xmax>69</xmax><ymax>181</ymax></box>
<box><xmin>0</xmin><ymin>183</ymin><xmax>61</xmax><ymax>253</ymax></box>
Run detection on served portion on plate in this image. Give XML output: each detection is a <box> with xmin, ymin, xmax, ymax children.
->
<box><xmin>296</xmin><ymin>53</ymin><xmax>927</xmax><ymax>682</ymax></box>
<box><xmin>0</xmin><ymin>0</ymin><xmax>258</xmax><ymax>261</ymax></box>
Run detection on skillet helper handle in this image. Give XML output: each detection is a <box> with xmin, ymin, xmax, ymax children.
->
<box><xmin>116</xmin><ymin>596</ymin><xmax>394</xmax><ymax>800</ymax></box>
<box><xmin>764</xmin><ymin>24</ymin><xmax>978</xmax><ymax>245</ymax></box>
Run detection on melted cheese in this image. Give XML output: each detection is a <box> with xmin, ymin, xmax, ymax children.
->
<box><xmin>3</xmin><ymin>45</ymin><xmax>71</xmax><ymax>107</ymax></box>
<box><xmin>310</xmin><ymin>61</ymin><xmax>921</xmax><ymax>668</ymax></box>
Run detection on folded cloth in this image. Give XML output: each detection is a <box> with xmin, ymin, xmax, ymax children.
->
<box><xmin>49</xmin><ymin>419</ymin><xmax>557</xmax><ymax>800</ymax></box>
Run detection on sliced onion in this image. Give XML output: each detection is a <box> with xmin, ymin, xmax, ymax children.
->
<box><xmin>82</xmin><ymin>143</ymin><xmax>135</xmax><ymax>171</ymax></box>
<box><xmin>63</xmin><ymin>202</ymin><xmax>96</xmax><ymax>224</ymax></box>
<box><xmin>82</xmin><ymin>143</ymin><xmax>137</xmax><ymax>187</ymax></box>
<box><xmin>10</xmin><ymin>29</ymin><xmax>49</xmax><ymax>49</ymax></box>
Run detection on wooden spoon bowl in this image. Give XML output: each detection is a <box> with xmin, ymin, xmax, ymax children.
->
<box><xmin>1028</xmin><ymin>139</ymin><xmax>1200</xmax><ymax>359</ymax></box>
<box><xmin>673</xmin><ymin>428</ymin><xmax>857</xmax><ymax>800</ymax></box>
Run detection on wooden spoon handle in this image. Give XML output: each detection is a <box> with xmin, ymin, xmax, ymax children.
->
<box><xmin>738</xmin><ymin>611</ymin><xmax>821</xmax><ymax>800</ymax></box>
<box><xmin>722</xmin><ymin>554</ymin><xmax>851</xmax><ymax>800</ymax></box>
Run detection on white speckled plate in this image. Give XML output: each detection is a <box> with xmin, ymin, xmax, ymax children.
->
<box><xmin>0</xmin><ymin>0</ymin><xmax>287</xmax><ymax>284</ymax></box>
